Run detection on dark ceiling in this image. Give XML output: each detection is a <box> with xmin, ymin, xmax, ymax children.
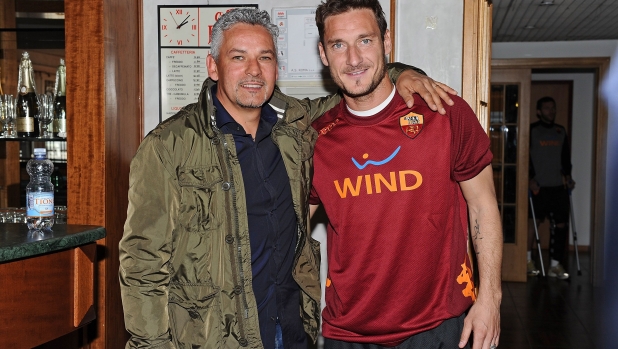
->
<box><xmin>492</xmin><ymin>0</ymin><xmax>618</xmax><ymax>42</ymax></box>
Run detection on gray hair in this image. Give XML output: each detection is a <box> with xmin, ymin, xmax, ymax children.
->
<box><xmin>210</xmin><ymin>8</ymin><xmax>279</xmax><ymax>61</ymax></box>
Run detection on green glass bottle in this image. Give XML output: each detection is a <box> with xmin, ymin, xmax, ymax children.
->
<box><xmin>53</xmin><ymin>58</ymin><xmax>67</xmax><ymax>138</ymax></box>
<box><xmin>16</xmin><ymin>52</ymin><xmax>39</xmax><ymax>138</ymax></box>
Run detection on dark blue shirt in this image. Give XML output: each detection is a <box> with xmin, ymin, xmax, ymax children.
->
<box><xmin>212</xmin><ymin>88</ymin><xmax>306</xmax><ymax>349</ymax></box>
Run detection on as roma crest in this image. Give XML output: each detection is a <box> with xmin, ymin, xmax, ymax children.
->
<box><xmin>400</xmin><ymin>112</ymin><xmax>424</xmax><ymax>139</ymax></box>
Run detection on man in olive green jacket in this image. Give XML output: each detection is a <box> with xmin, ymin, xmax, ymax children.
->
<box><xmin>119</xmin><ymin>8</ymin><xmax>453</xmax><ymax>349</ymax></box>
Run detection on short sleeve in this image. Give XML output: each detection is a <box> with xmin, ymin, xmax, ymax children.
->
<box><xmin>450</xmin><ymin>97</ymin><xmax>493</xmax><ymax>182</ymax></box>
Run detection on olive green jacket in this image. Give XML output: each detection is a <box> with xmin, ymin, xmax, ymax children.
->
<box><xmin>119</xmin><ymin>64</ymin><xmax>414</xmax><ymax>349</ymax></box>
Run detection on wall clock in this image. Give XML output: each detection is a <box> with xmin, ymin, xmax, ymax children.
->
<box><xmin>159</xmin><ymin>7</ymin><xmax>199</xmax><ymax>47</ymax></box>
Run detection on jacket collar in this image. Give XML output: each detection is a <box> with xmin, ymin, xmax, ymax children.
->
<box><xmin>197</xmin><ymin>78</ymin><xmax>300</xmax><ymax>139</ymax></box>
<box><xmin>197</xmin><ymin>79</ymin><xmax>217</xmax><ymax>139</ymax></box>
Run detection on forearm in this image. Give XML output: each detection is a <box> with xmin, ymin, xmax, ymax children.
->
<box><xmin>460</xmin><ymin>166</ymin><xmax>503</xmax><ymax>304</ymax></box>
<box><xmin>469</xmin><ymin>204</ymin><xmax>503</xmax><ymax>304</ymax></box>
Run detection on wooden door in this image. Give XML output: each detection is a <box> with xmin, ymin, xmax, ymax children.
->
<box><xmin>490</xmin><ymin>68</ymin><xmax>531</xmax><ymax>282</ymax></box>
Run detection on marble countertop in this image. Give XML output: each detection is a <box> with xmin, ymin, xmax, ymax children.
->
<box><xmin>0</xmin><ymin>223</ymin><xmax>106</xmax><ymax>263</ymax></box>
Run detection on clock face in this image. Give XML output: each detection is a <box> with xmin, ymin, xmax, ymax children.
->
<box><xmin>159</xmin><ymin>7</ymin><xmax>199</xmax><ymax>46</ymax></box>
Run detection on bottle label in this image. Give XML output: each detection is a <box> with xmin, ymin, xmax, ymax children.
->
<box><xmin>27</xmin><ymin>192</ymin><xmax>55</xmax><ymax>217</ymax></box>
<box><xmin>16</xmin><ymin>117</ymin><xmax>34</xmax><ymax>132</ymax></box>
<box><xmin>54</xmin><ymin>119</ymin><xmax>67</xmax><ymax>135</ymax></box>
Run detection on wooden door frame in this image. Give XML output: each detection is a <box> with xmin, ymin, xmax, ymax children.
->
<box><xmin>492</xmin><ymin>57</ymin><xmax>610</xmax><ymax>286</ymax></box>
<box><xmin>490</xmin><ymin>68</ymin><xmax>531</xmax><ymax>282</ymax></box>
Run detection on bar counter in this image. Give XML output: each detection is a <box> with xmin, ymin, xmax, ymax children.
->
<box><xmin>0</xmin><ymin>223</ymin><xmax>106</xmax><ymax>348</ymax></box>
<box><xmin>0</xmin><ymin>223</ymin><xmax>105</xmax><ymax>262</ymax></box>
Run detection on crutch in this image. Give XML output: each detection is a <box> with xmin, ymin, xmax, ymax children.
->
<box><xmin>568</xmin><ymin>189</ymin><xmax>582</xmax><ymax>275</ymax></box>
<box><xmin>529</xmin><ymin>190</ymin><xmax>546</xmax><ymax>277</ymax></box>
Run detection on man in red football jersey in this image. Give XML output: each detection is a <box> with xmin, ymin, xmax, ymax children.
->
<box><xmin>309</xmin><ymin>1</ymin><xmax>502</xmax><ymax>349</ymax></box>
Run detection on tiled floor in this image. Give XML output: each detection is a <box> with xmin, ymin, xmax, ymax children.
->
<box><xmin>499</xmin><ymin>252</ymin><xmax>599</xmax><ymax>349</ymax></box>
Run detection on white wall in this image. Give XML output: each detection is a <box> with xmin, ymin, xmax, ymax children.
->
<box><xmin>532</xmin><ymin>73</ymin><xmax>595</xmax><ymax>246</ymax></box>
<box><xmin>395</xmin><ymin>0</ymin><xmax>463</xmax><ymax>92</ymax></box>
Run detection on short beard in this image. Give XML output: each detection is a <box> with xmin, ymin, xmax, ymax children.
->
<box><xmin>236</xmin><ymin>99</ymin><xmax>266</xmax><ymax>109</ymax></box>
<box><xmin>235</xmin><ymin>79</ymin><xmax>269</xmax><ymax>108</ymax></box>
<box><xmin>336</xmin><ymin>64</ymin><xmax>387</xmax><ymax>98</ymax></box>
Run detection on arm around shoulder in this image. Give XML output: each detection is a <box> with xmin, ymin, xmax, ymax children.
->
<box><xmin>387</xmin><ymin>62</ymin><xmax>457</xmax><ymax>113</ymax></box>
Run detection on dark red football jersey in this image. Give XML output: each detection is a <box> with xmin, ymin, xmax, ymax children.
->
<box><xmin>310</xmin><ymin>92</ymin><xmax>492</xmax><ymax>345</ymax></box>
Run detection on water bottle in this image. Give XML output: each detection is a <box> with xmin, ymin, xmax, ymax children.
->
<box><xmin>26</xmin><ymin>148</ymin><xmax>55</xmax><ymax>231</ymax></box>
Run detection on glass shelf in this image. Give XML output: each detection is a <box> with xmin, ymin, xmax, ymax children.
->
<box><xmin>0</xmin><ymin>137</ymin><xmax>66</xmax><ymax>142</ymax></box>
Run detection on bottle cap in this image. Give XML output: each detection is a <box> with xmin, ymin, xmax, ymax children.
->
<box><xmin>33</xmin><ymin>148</ymin><xmax>47</xmax><ymax>160</ymax></box>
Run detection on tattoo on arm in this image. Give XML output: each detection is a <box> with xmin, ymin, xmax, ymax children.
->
<box><xmin>472</xmin><ymin>219</ymin><xmax>482</xmax><ymax>255</ymax></box>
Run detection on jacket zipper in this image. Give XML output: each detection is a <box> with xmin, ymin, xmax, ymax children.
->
<box><xmin>220</xmin><ymin>134</ymin><xmax>250</xmax><ymax>318</ymax></box>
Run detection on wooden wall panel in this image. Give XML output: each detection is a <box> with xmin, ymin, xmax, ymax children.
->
<box><xmin>462</xmin><ymin>0</ymin><xmax>492</xmax><ymax>131</ymax></box>
<box><xmin>102</xmin><ymin>0</ymin><xmax>141</xmax><ymax>347</ymax></box>
<box><xmin>65</xmin><ymin>0</ymin><xmax>141</xmax><ymax>347</ymax></box>
<box><xmin>66</xmin><ymin>1</ymin><xmax>105</xmax><ymax>225</ymax></box>
<box><xmin>65</xmin><ymin>0</ymin><xmax>106</xmax><ymax>347</ymax></box>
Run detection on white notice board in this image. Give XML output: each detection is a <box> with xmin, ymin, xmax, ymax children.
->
<box><xmin>272</xmin><ymin>7</ymin><xmax>328</xmax><ymax>81</ymax></box>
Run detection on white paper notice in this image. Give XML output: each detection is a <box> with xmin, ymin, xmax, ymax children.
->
<box><xmin>160</xmin><ymin>49</ymin><xmax>209</xmax><ymax>120</ymax></box>
<box><xmin>272</xmin><ymin>7</ymin><xmax>328</xmax><ymax>81</ymax></box>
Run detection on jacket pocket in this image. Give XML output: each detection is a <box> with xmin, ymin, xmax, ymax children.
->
<box><xmin>178</xmin><ymin>166</ymin><xmax>222</xmax><ymax>233</ymax></box>
<box><xmin>168</xmin><ymin>286</ymin><xmax>221</xmax><ymax>349</ymax></box>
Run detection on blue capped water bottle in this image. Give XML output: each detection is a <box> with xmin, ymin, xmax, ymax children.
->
<box><xmin>26</xmin><ymin>148</ymin><xmax>55</xmax><ymax>231</ymax></box>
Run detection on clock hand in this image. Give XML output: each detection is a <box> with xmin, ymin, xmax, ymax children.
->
<box><xmin>177</xmin><ymin>14</ymin><xmax>191</xmax><ymax>29</ymax></box>
<box><xmin>169</xmin><ymin>11</ymin><xmax>180</xmax><ymax>27</ymax></box>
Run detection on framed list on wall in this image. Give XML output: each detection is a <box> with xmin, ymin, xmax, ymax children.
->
<box><xmin>154</xmin><ymin>4</ymin><xmax>257</xmax><ymax>125</ymax></box>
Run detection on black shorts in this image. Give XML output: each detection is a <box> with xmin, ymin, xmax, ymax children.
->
<box><xmin>323</xmin><ymin>313</ymin><xmax>468</xmax><ymax>349</ymax></box>
<box><xmin>528</xmin><ymin>185</ymin><xmax>570</xmax><ymax>224</ymax></box>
